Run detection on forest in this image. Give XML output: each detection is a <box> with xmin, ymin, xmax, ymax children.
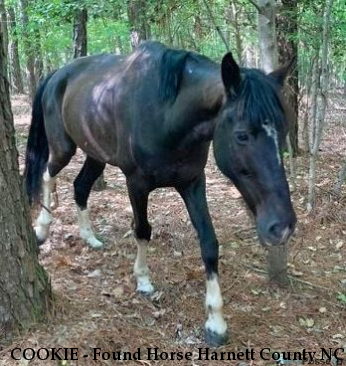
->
<box><xmin>0</xmin><ymin>0</ymin><xmax>345</xmax><ymax>365</ymax></box>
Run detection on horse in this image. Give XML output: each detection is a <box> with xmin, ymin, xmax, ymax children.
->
<box><xmin>24</xmin><ymin>41</ymin><xmax>296</xmax><ymax>346</ymax></box>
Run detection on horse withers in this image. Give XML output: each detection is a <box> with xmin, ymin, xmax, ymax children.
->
<box><xmin>24</xmin><ymin>41</ymin><xmax>296</xmax><ymax>346</ymax></box>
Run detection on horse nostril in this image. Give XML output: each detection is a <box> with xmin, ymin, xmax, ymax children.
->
<box><xmin>268</xmin><ymin>222</ymin><xmax>282</xmax><ymax>240</ymax></box>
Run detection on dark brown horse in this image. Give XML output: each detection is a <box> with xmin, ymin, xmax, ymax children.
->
<box><xmin>25</xmin><ymin>41</ymin><xmax>296</xmax><ymax>346</ymax></box>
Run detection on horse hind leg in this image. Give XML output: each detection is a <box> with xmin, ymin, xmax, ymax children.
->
<box><xmin>35</xmin><ymin>147</ymin><xmax>76</xmax><ymax>245</ymax></box>
<box><xmin>74</xmin><ymin>156</ymin><xmax>105</xmax><ymax>249</ymax></box>
<box><xmin>34</xmin><ymin>169</ymin><xmax>57</xmax><ymax>245</ymax></box>
<box><xmin>127</xmin><ymin>176</ymin><xmax>154</xmax><ymax>295</ymax></box>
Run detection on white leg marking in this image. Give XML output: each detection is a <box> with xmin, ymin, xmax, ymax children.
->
<box><xmin>205</xmin><ymin>274</ymin><xmax>227</xmax><ymax>335</ymax></box>
<box><xmin>77</xmin><ymin>207</ymin><xmax>103</xmax><ymax>248</ymax></box>
<box><xmin>134</xmin><ymin>239</ymin><xmax>154</xmax><ymax>294</ymax></box>
<box><xmin>34</xmin><ymin>169</ymin><xmax>56</xmax><ymax>242</ymax></box>
<box><xmin>263</xmin><ymin>122</ymin><xmax>281</xmax><ymax>166</ymax></box>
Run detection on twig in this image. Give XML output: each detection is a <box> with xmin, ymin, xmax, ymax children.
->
<box><xmin>244</xmin><ymin>264</ymin><xmax>333</xmax><ymax>292</ymax></box>
<box><xmin>246</xmin><ymin>0</ymin><xmax>263</xmax><ymax>14</ymax></box>
<box><xmin>201</xmin><ymin>0</ymin><xmax>229</xmax><ymax>51</ymax></box>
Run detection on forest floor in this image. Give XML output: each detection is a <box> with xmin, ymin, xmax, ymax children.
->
<box><xmin>0</xmin><ymin>92</ymin><xmax>345</xmax><ymax>366</ymax></box>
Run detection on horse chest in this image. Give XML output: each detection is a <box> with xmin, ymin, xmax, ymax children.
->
<box><xmin>135</xmin><ymin>145</ymin><xmax>209</xmax><ymax>188</ymax></box>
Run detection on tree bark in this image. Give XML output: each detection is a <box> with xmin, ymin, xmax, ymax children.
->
<box><xmin>127</xmin><ymin>0</ymin><xmax>150</xmax><ymax>49</ymax></box>
<box><xmin>307</xmin><ymin>0</ymin><xmax>334</xmax><ymax>212</ymax></box>
<box><xmin>0</xmin><ymin>0</ymin><xmax>9</xmax><ymax>78</ymax></box>
<box><xmin>226</xmin><ymin>0</ymin><xmax>243</xmax><ymax>62</ymax></box>
<box><xmin>72</xmin><ymin>8</ymin><xmax>106</xmax><ymax>191</ymax></box>
<box><xmin>73</xmin><ymin>8</ymin><xmax>88</xmax><ymax>58</ymax></box>
<box><xmin>0</xmin><ymin>23</ymin><xmax>51</xmax><ymax>341</ymax></box>
<box><xmin>249</xmin><ymin>0</ymin><xmax>287</xmax><ymax>285</ymax></box>
<box><xmin>276</xmin><ymin>0</ymin><xmax>299</xmax><ymax>155</ymax></box>
<box><xmin>7</xmin><ymin>6</ymin><xmax>24</xmax><ymax>94</ymax></box>
<box><xmin>334</xmin><ymin>157</ymin><xmax>346</xmax><ymax>196</ymax></box>
<box><xmin>20</xmin><ymin>0</ymin><xmax>36</xmax><ymax>98</ymax></box>
<box><xmin>257</xmin><ymin>0</ymin><xmax>278</xmax><ymax>72</ymax></box>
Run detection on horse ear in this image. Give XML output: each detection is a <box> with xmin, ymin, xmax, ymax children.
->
<box><xmin>269</xmin><ymin>56</ymin><xmax>296</xmax><ymax>87</ymax></box>
<box><xmin>221</xmin><ymin>52</ymin><xmax>241</xmax><ymax>95</ymax></box>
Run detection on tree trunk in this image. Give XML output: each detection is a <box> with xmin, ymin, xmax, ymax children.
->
<box><xmin>0</xmin><ymin>0</ymin><xmax>9</xmax><ymax>78</ymax></box>
<box><xmin>226</xmin><ymin>0</ymin><xmax>244</xmax><ymax>63</ymax></box>
<box><xmin>73</xmin><ymin>8</ymin><xmax>88</xmax><ymax>58</ymax></box>
<box><xmin>72</xmin><ymin>8</ymin><xmax>106</xmax><ymax>192</ymax></box>
<box><xmin>250</xmin><ymin>0</ymin><xmax>287</xmax><ymax>285</ymax></box>
<box><xmin>20</xmin><ymin>0</ymin><xmax>36</xmax><ymax>98</ymax></box>
<box><xmin>307</xmin><ymin>52</ymin><xmax>319</xmax><ymax>212</ymax></box>
<box><xmin>34</xmin><ymin>29</ymin><xmax>44</xmax><ymax>82</ymax></box>
<box><xmin>127</xmin><ymin>0</ymin><xmax>150</xmax><ymax>49</ymax></box>
<box><xmin>7</xmin><ymin>6</ymin><xmax>24</xmax><ymax>94</ymax></box>
<box><xmin>0</xmin><ymin>23</ymin><xmax>51</xmax><ymax>341</ymax></box>
<box><xmin>257</xmin><ymin>0</ymin><xmax>278</xmax><ymax>72</ymax></box>
<box><xmin>334</xmin><ymin>157</ymin><xmax>346</xmax><ymax>196</ymax></box>
<box><xmin>276</xmin><ymin>0</ymin><xmax>299</xmax><ymax>155</ymax></box>
<box><xmin>307</xmin><ymin>0</ymin><xmax>334</xmax><ymax>212</ymax></box>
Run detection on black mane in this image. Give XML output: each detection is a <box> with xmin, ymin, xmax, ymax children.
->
<box><xmin>235</xmin><ymin>69</ymin><xmax>285</xmax><ymax>128</ymax></box>
<box><xmin>158</xmin><ymin>48</ymin><xmax>190</xmax><ymax>104</ymax></box>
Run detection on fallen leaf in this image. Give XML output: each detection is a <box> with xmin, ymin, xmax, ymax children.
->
<box><xmin>113</xmin><ymin>286</ymin><xmax>124</xmax><ymax>298</ymax></box>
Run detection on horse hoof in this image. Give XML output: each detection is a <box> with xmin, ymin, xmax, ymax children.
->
<box><xmin>34</xmin><ymin>226</ymin><xmax>48</xmax><ymax>246</ymax></box>
<box><xmin>137</xmin><ymin>283</ymin><xmax>155</xmax><ymax>296</ymax></box>
<box><xmin>204</xmin><ymin>327</ymin><xmax>229</xmax><ymax>347</ymax></box>
<box><xmin>36</xmin><ymin>236</ymin><xmax>46</xmax><ymax>246</ymax></box>
<box><xmin>86</xmin><ymin>237</ymin><xmax>104</xmax><ymax>249</ymax></box>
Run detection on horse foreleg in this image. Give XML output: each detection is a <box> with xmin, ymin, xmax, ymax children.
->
<box><xmin>127</xmin><ymin>177</ymin><xmax>154</xmax><ymax>295</ymax></box>
<box><xmin>74</xmin><ymin>157</ymin><xmax>105</xmax><ymax>249</ymax></box>
<box><xmin>134</xmin><ymin>238</ymin><xmax>154</xmax><ymax>294</ymax></box>
<box><xmin>177</xmin><ymin>175</ymin><xmax>228</xmax><ymax>346</ymax></box>
<box><xmin>35</xmin><ymin>169</ymin><xmax>56</xmax><ymax>245</ymax></box>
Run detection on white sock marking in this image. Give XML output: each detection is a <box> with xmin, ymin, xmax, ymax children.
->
<box><xmin>134</xmin><ymin>239</ymin><xmax>154</xmax><ymax>294</ymax></box>
<box><xmin>205</xmin><ymin>274</ymin><xmax>227</xmax><ymax>335</ymax></box>
<box><xmin>263</xmin><ymin>121</ymin><xmax>281</xmax><ymax>166</ymax></box>
<box><xmin>35</xmin><ymin>169</ymin><xmax>56</xmax><ymax>242</ymax></box>
<box><xmin>77</xmin><ymin>207</ymin><xmax>103</xmax><ymax>248</ymax></box>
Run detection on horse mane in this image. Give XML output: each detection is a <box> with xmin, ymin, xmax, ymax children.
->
<box><xmin>158</xmin><ymin>48</ymin><xmax>190</xmax><ymax>104</ymax></box>
<box><xmin>236</xmin><ymin>69</ymin><xmax>287</xmax><ymax>127</ymax></box>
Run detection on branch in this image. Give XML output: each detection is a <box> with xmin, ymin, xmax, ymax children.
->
<box><xmin>247</xmin><ymin>0</ymin><xmax>263</xmax><ymax>14</ymax></box>
<box><xmin>201</xmin><ymin>0</ymin><xmax>229</xmax><ymax>51</ymax></box>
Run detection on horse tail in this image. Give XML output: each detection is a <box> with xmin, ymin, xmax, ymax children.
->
<box><xmin>24</xmin><ymin>71</ymin><xmax>56</xmax><ymax>205</ymax></box>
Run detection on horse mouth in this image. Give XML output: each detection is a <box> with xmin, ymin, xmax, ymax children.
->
<box><xmin>258</xmin><ymin>227</ymin><xmax>294</xmax><ymax>248</ymax></box>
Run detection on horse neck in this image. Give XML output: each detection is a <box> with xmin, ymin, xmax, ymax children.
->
<box><xmin>162</xmin><ymin>64</ymin><xmax>224</xmax><ymax>147</ymax></box>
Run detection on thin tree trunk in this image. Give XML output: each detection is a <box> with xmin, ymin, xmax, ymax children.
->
<box><xmin>0</xmin><ymin>0</ymin><xmax>9</xmax><ymax>78</ymax></box>
<box><xmin>277</xmin><ymin>0</ymin><xmax>299</xmax><ymax>155</ymax></box>
<box><xmin>127</xmin><ymin>0</ymin><xmax>150</xmax><ymax>49</ymax></box>
<box><xmin>72</xmin><ymin>8</ymin><xmax>106</xmax><ymax>191</ymax></box>
<box><xmin>7</xmin><ymin>6</ymin><xmax>24</xmax><ymax>94</ymax></box>
<box><xmin>20</xmin><ymin>0</ymin><xmax>36</xmax><ymax>98</ymax></box>
<box><xmin>0</xmin><ymin>21</ymin><xmax>51</xmax><ymax>341</ymax></box>
<box><xmin>249</xmin><ymin>0</ymin><xmax>286</xmax><ymax>285</ymax></box>
<box><xmin>334</xmin><ymin>157</ymin><xmax>346</xmax><ymax>196</ymax></box>
<box><xmin>34</xmin><ymin>29</ymin><xmax>44</xmax><ymax>82</ymax></box>
<box><xmin>226</xmin><ymin>0</ymin><xmax>243</xmax><ymax>63</ymax></box>
<box><xmin>73</xmin><ymin>8</ymin><xmax>88</xmax><ymax>58</ymax></box>
<box><xmin>257</xmin><ymin>0</ymin><xmax>278</xmax><ymax>72</ymax></box>
<box><xmin>307</xmin><ymin>53</ymin><xmax>320</xmax><ymax>212</ymax></box>
<box><xmin>307</xmin><ymin>0</ymin><xmax>334</xmax><ymax>212</ymax></box>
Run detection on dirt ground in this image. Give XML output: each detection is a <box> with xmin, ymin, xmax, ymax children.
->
<box><xmin>0</xmin><ymin>93</ymin><xmax>345</xmax><ymax>366</ymax></box>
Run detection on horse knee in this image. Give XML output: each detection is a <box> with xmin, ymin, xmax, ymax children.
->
<box><xmin>49</xmin><ymin>148</ymin><xmax>75</xmax><ymax>177</ymax></box>
<box><xmin>134</xmin><ymin>223</ymin><xmax>152</xmax><ymax>242</ymax></box>
<box><xmin>201</xmin><ymin>240</ymin><xmax>219</xmax><ymax>274</ymax></box>
<box><xmin>74</xmin><ymin>180</ymin><xmax>88</xmax><ymax>209</ymax></box>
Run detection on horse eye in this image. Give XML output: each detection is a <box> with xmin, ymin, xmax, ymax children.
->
<box><xmin>235</xmin><ymin>131</ymin><xmax>249</xmax><ymax>144</ymax></box>
<box><xmin>239</xmin><ymin>169</ymin><xmax>252</xmax><ymax>177</ymax></box>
